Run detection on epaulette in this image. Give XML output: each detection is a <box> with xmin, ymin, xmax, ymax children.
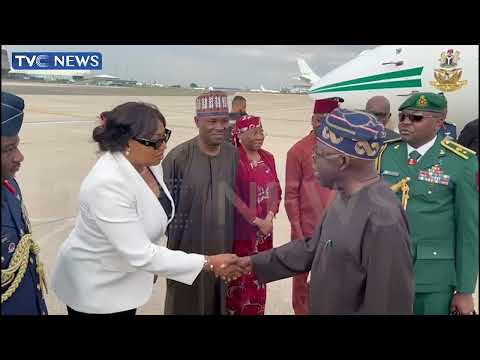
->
<box><xmin>441</xmin><ymin>138</ymin><xmax>476</xmax><ymax>160</ymax></box>
<box><xmin>383</xmin><ymin>136</ymin><xmax>402</xmax><ymax>144</ymax></box>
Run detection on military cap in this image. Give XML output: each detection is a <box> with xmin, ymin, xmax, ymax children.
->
<box><xmin>315</xmin><ymin>108</ymin><xmax>386</xmax><ymax>160</ymax></box>
<box><xmin>2</xmin><ymin>92</ymin><xmax>24</xmax><ymax>136</ymax></box>
<box><xmin>399</xmin><ymin>92</ymin><xmax>447</xmax><ymax>113</ymax></box>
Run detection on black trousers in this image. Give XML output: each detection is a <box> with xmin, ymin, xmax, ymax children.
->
<box><xmin>67</xmin><ymin>306</ymin><xmax>137</xmax><ymax>316</ymax></box>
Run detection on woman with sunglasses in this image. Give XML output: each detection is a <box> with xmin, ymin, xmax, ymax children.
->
<box><xmin>51</xmin><ymin>102</ymin><xmax>240</xmax><ymax>316</ymax></box>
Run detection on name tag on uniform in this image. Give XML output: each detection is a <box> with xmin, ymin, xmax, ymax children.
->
<box><xmin>382</xmin><ymin>170</ymin><xmax>400</xmax><ymax>177</ymax></box>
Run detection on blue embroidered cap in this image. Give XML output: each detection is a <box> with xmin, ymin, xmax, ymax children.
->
<box><xmin>315</xmin><ymin>108</ymin><xmax>386</xmax><ymax>160</ymax></box>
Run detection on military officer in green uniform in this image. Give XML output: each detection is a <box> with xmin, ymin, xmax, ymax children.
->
<box><xmin>377</xmin><ymin>92</ymin><xmax>478</xmax><ymax>315</ymax></box>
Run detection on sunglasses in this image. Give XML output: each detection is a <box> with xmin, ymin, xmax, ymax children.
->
<box><xmin>399</xmin><ymin>113</ymin><xmax>439</xmax><ymax>123</ymax></box>
<box><xmin>133</xmin><ymin>128</ymin><xmax>171</xmax><ymax>150</ymax></box>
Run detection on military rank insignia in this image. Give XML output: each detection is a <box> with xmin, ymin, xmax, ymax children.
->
<box><xmin>417</xmin><ymin>95</ymin><xmax>428</xmax><ymax>107</ymax></box>
<box><xmin>418</xmin><ymin>164</ymin><xmax>450</xmax><ymax>185</ymax></box>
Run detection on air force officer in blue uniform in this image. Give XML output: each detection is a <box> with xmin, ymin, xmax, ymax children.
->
<box><xmin>1</xmin><ymin>91</ymin><xmax>48</xmax><ymax>315</ymax></box>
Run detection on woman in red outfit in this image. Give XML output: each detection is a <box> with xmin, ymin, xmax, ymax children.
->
<box><xmin>227</xmin><ymin>115</ymin><xmax>282</xmax><ymax>315</ymax></box>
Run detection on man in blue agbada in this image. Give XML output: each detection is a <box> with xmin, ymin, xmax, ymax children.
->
<box><xmin>1</xmin><ymin>91</ymin><xmax>48</xmax><ymax>315</ymax></box>
<box><xmin>234</xmin><ymin>109</ymin><xmax>414</xmax><ymax>314</ymax></box>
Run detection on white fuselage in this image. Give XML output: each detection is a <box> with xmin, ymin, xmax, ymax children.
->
<box><xmin>309</xmin><ymin>45</ymin><xmax>478</xmax><ymax>132</ymax></box>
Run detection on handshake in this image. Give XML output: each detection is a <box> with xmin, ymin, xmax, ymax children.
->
<box><xmin>204</xmin><ymin>254</ymin><xmax>253</xmax><ymax>282</ymax></box>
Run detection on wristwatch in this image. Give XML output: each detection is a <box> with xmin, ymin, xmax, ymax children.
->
<box><xmin>203</xmin><ymin>256</ymin><xmax>214</xmax><ymax>272</ymax></box>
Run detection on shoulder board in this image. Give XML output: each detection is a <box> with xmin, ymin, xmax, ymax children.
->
<box><xmin>441</xmin><ymin>138</ymin><xmax>476</xmax><ymax>159</ymax></box>
<box><xmin>383</xmin><ymin>136</ymin><xmax>402</xmax><ymax>144</ymax></box>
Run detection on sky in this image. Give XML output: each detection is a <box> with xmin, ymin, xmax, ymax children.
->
<box><xmin>4</xmin><ymin>45</ymin><xmax>377</xmax><ymax>89</ymax></box>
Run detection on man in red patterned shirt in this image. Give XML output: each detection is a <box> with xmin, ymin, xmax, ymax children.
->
<box><xmin>284</xmin><ymin>98</ymin><xmax>341</xmax><ymax>314</ymax></box>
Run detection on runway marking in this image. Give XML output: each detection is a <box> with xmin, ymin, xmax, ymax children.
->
<box><xmin>31</xmin><ymin>216</ymin><xmax>76</xmax><ymax>227</ymax></box>
<box><xmin>27</xmin><ymin>108</ymin><xmax>93</xmax><ymax>118</ymax></box>
<box><xmin>33</xmin><ymin>217</ymin><xmax>76</xmax><ymax>246</ymax></box>
<box><xmin>25</xmin><ymin>120</ymin><xmax>95</xmax><ymax>125</ymax></box>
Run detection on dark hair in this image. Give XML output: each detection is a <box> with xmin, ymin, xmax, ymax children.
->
<box><xmin>92</xmin><ymin>102</ymin><xmax>166</xmax><ymax>152</ymax></box>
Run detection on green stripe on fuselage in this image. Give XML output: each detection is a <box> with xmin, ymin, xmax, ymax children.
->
<box><xmin>310</xmin><ymin>66</ymin><xmax>424</xmax><ymax>92</ymax></box>
<box><xmin>310</xmin><ymin>79</ymin><xmax>422</xmax><ymax>94</ymax></box>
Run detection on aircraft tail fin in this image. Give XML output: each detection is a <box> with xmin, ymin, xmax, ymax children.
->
<box><xmin>296</xmin><ymin>58</ymin><xmax>321</xmax><ymax>83</ymax></box>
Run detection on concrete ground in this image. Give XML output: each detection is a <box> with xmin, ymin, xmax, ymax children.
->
<box><xmin>3</xmin><ymin>82</ymin><xmax>478</xmax><ymax>315</ymax></box>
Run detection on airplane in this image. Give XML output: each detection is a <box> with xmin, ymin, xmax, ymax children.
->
<box><xmin>260</xmin><ymin>84</ymin><xmax>280</xmax><ymax>93</ymax></box>
<box><xmin>249</xmin><ymin>84</ymin><xmax>280</xmax><ymax>93</ymax></box>
<box><xmin>288</xmin><ymin>84</ymin><xmax>311</xmax><ymax>94</ymax></box>
<box><xmin>206</xmin><ymin>86</ymin><xmax>241</xmax><ymax>93</ymax></box>
<box><xmin>294</xmin><ymin>58</ymin><xmax>321</xmax><ymax>84</ymax></box>
<box><xmin>307</xmin><ymin>45</ymin><xmax>478</xmax><ymax>132</ymax></box>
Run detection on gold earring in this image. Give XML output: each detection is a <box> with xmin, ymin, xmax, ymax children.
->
<box><xmin>125</xmin><ymin>148</ymin><xmax>130</xmax><ymax>156</ymax></box>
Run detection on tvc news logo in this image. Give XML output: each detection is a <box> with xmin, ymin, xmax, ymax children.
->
<box><xmin>11</xmin><ymin>52</ymin><xmax>102</xmax><ymax>70</ymax></box>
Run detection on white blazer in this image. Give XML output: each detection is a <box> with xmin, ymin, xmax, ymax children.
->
<box><xmin>51</xmin><ymin>151</ymin><xmax>204</xmax><ymax>314</ymax></box>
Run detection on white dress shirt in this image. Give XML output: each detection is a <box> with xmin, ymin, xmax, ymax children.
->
<box><xmin>407</xmin><ymin>136</ymin><xmax>437</xmax><ymax>161</ymax></box>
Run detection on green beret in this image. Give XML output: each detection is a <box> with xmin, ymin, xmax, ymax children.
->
<box><xmin>398</xmin><ymin>92</ymin><xmax>447</xmax><ymax>113</ymax></box>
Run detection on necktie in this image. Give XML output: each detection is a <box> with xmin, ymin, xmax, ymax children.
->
<box><xmin>408</xmin><ymin>150</ymin><xmax>421</xmax><ymax>165</ymax></box>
